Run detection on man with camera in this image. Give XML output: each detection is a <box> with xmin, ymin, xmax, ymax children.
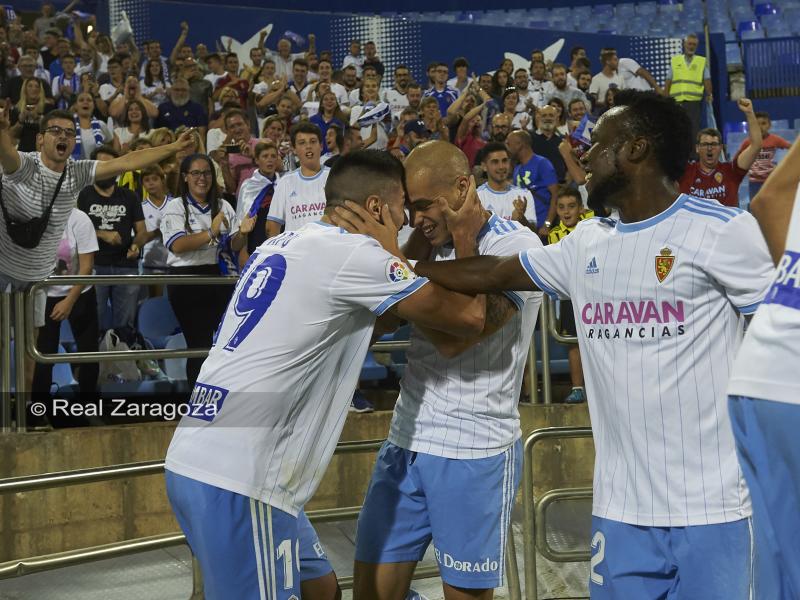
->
<box><xmin>0</xmin><ymin>105</ymin><xmax>195</xmax><ymax>292</ymax></box>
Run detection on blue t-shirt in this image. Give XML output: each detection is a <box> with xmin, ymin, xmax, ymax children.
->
<box><xmin>155</xmin><ymin>100</ymin><xmax>209</xmax><ymax>131</ymax></box>
<box><xmin>513</xmin><ymin>154</ymin><xmax>558</xmax><ymax>228</ymax></box>
<box><xmin>423</xmin><ymin>86</ymin><xmax>459</xmax><ymax>117</ymax></box>
<box><xmin>309</xmin><ymin>114</ymin><xmax>345</xmax><ymax>154</ymax></box>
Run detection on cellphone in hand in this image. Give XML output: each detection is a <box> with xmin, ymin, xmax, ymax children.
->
<box><xmin>224</xmin><ymin>143</ymin><xmax>241</xmax><ymax>154</ymax></box>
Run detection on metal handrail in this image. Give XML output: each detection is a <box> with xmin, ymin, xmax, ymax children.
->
<box><xmin>538</xmin><ymin>302</ymin><xmax>553</xmax><ymax>405</ymax></box>
<box><xmin>1</xmin><ymin>293</ymin><xmax>11</xmax><ymax>433</ymax></box>
<box><xmin>522</xmin><ymin>426</ymin><xmax>593</xmax><ymax>600</ymax></box>
<box><xmin>544</xmin><ymin>296</ymin><xmax>578</xmax><ymax>345</ymax></box>
<box><xmin>534</xmin><ymin>487</ymin><xmax>593</xmax><ymax>562</ymax></box>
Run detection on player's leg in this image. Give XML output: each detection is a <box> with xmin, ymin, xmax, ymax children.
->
<box><xmin>165</xmin><ymin>470</ymin><xmax>301</xmax><ymax>599</ymax></box>
<box><xmin>297</xmin><ymin>509</ymin><xmax>341</xmax><ymax>600</ymax></box>
<box><xmin>729</xmin><ymin>395</ymin><xmax>800</xmax><ymax>599</ymax></box>
<box><xmin>669</xmin><ymin>518</ymin><xmax>752</xmax><ymax>599</ymax></box>
<box><xmin>422</xmin><ymin>440</ymin><xmax>523</xmax><ymax>598</ymax></box>
<box><xmin>354</xmin><ymin>442</ymin><xmax>432</xmax><ymax>600</ymax></box>
<box><xmin>588</xmin><ymin>516</ymin><xmax>675</xmax><ymax>600</ymax></box>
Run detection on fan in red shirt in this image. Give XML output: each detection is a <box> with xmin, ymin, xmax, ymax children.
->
<box><xmin>679</xmin><ymin>97</ymin><xmax>762</xmax><ymax>207</ymax></box>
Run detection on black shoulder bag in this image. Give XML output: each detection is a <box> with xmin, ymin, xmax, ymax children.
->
<box><xmin>0</xmin><ymin>164</ymin><xmax>68</xmax><ymax>249</ymax></box>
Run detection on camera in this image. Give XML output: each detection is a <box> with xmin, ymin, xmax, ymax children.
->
<box><xmin>224</xmin><ymin>144</ymin><xmax>241</xmax><ymax>154</ymax></box>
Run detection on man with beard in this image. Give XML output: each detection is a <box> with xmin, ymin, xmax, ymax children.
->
<box><xmin>0</xmin><ymin>108</ymin><xmax>193</xmax><ymax>292</ymax></box>
<box><xmin>532</xmin><ymin>105</ymin><xmax>567</xmax><ymax>183</ymax></box>
<box><xmin>156</xmin><ymin>77</ymin><xmax>208</xmax><ymax>139</ymax></box>
<box><xmin>77</xmin><ymin>146</ymin><xmax>148</xmax><ymax>343</ymax></box>
<box><xmin>545</xmin><ymin>63</ymin><xmax>590</xmax><ymax>112</ymax></box>
<box><xmin>383</xmin><ymin>64</ymin><xmax>412</xmax><ymax>122</ymax></box>
<box><xmin>477</xmin><ymin>141</ymin><xmax>536</xmax><ymax>227</ymax></box>
<box><xmin>679</xmin><ymin>98</ymin><xmax>762</xmax><ymax>207</ymax></box>
<box><xmin>513</xmin><ymin>67</ymin><xmax>540</xmax><ymax>111</ymax></box>
<box><xmin>388</xmin><ymin>91</ymin><xmax>773</xmax><ymax>600</ymax></box>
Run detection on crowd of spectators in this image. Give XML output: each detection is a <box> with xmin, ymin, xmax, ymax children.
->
<box><xmin>0</xmin><ymin>2</ymin><xmax>786</xmax><ymax>410</ymax></box>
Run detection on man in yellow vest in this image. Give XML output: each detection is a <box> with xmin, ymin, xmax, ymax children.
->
<box><xmin>665</xmin><ymin>33</ymin><xmax>712</xmax><ymax>144</ymax></box>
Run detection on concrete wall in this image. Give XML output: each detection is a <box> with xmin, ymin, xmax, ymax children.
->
<box><xmin>0</xmin><ymin>404</ymin><xmax>592</xmax><ymax>563</ymax></box>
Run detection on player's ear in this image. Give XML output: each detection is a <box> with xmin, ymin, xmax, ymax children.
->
<box><xmin>627</xmin><ymin>136</ymin><xmax>648</xmax><ymax>163</ymax></box>
<box><xmin>364</xmin><ymin>195</ymin><xmax>381</xmax><ymax>219</ymax></box>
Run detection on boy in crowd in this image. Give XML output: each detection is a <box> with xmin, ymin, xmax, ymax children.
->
<box><xmin>735</xmin><ymin>110</ymin><xmax>792</xmax><ymax>198</ymax></box>
<box><xmin>547</xmin><ymin>186</ymin><xmax>593</xmax><ymax>403</ymax></box>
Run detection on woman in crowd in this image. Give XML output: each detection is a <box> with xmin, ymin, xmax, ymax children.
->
<box><xmin>159</xmin><ymin>154</ymin><xmax>247</xmax><ymax>387</ymax></box>
<box><xmin>349</xmin><ymin>76</ymin><xmax>387</xmax><ymax>149</ymax></box>
<box><xmin>11</xmin><ymin>78</ymin><xmax>49</xmax><ymax>151</ymax></box>
<box><xmin>167</xmin><ymin>126</ymin><xmax>225</xmax><ymax>196</ymax></box>
<box><xmin>261</xmin><ymin>115</ymin><xmax>294</xmax><ymax>172</ymax></box>
<box><xmin>501</xmin><ymin>86</ymin><xmax>528</xmax><ymax>130</ymax></box>
<box><xmin>113</xmin><ymin>99</ymin><xmax>151</xmax><ymax>154</ymax></box>
<box><xmin>72</xmin><ymin>91</ymin><xmax>112</xmax><ymax>159</ymax></box>
<box><xmin>548</xmin><ymin>97</ymin><xmax>570</xmax><ymax>136</ymax></box>
<box><xmin>141</xmin><ymin>59</ymin><xmax>169</xmax><ymax>106</ymax></box>
<box><xmin>310</xmin><ymin>91</ymin><xmax>346</xmax><ymax>154</ymax></box>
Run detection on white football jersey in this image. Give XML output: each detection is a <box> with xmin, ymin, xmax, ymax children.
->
<box><xmin>165</xmin><ymin>222</ymin><xmax>429</xmax><ymax>516</ymax></box>
<box><xmin>266</xmin><ymin>167</ymin><xmax>329</xmax><ymax>232</ymax></box>
<box><xmin>389</xmin><ymin>214</ymin><xmax>543</xmax><ymax>459</ymax></box>
<box><xmin>519</xmin><ymin>194</ymin><xmax>774</xmax><ymax>526</ymax></box>
<box><xmin>160</xmin><ymin>196</ymin><xmax>239</xmax><ymax>267</ymax></box>
<box><xmin>141</xmin><ymin>196</ymin><xmax>170</xmax><ymax>269</ymax></box>
<box><xmin>729</xmin><ymin>183</ymin><xmax>799</xmax><ymax>405</ymax></box>
<box><xmin>477</xmin><ymin>183</ymin><xmax>537</xmax><ymax>225</ymax></box>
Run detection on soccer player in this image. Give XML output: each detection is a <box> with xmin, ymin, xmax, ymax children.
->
<box><xmin>477</xmin><ymin>141</ymin><xmax>536</xmax><ymax>228</ymax></box>
<box><xmin>334</xmin><ymin>141</ymin><xmax>543</xmax><ymax>600</ymax></box>
<box><xmin>728</xmin><ymin>137</ymin><xmax>800</xmax><ymax>599</ymax></box>
<box><xmin>266</xmin><ymin>122</ymin><xmax>329</xmax><ymax>237</ymax></box>
<box><xmin>394</xmin><ymin>92</ymin><xmax>775</xmax><ymax>598</ymax></box>
<box><xmin>164</xmin><ymin>150</ymin><xmax>487</xmax><ymax>600</ymax></box>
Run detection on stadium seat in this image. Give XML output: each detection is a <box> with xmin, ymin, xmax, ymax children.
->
<box><xmin>771</xmin><ymin>119</ymin><xmax>791</xmax><ymax>128</ymax></box>
<box><xmin>360</xmin><ymin>351</ymin><xmax>388</xmax><ymax>381</ymax></box>
<box><xmin>754</xmin><ymin>2</ymin><xmax>780</xmax><ymax>15</ymax></box>
<box><xmin>60</xmin><ymin>319</ymin><xmax>77</xmax><ymax>353</ymax></box>
<box><xmin>137</xmin><ymin>295</ymin><xmax>180</xmax><ymax>349</ymax></box>
<box><xmin>163</xmin><ymin>333</ymin><xmax>188</xmax><ymax>392</ymax></box>
<box><xmin>773</xmin><ymin>128</ymin><xmax>799</xmax><ymax>142</ymax></box>
<box><xmin>726</xmin><ymin>131</ymin><xmax>749</xmax><ymax>153</ymax></box>
<box><xmin>533</xmin><ymin>331</ymin><xmax>570</xmax><ymax>376</ymax></box>
<box><xmin>741</xmin><ymin>28</ymin><xmax>766</xmax><ymax>39</ymax></box>
<box><xmin>737</xmin><ymin>19</ymin><xmax>762</xmax><ymax>37</ymax></box>
<box><xmin>725</xmin><ymin>42</ymin><xmax>743</xmax><ymax>65</ymax></box>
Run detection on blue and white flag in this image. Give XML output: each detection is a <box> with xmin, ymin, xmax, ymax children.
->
<box><xmin>356</xmin><ymin>102</ymin><xmax>391</xmax><ymax>127</ymax></box>
<box><xmin>570</xmin><ymin>114</ymin><xmax>596</xmax><ymax>148</ymax></box>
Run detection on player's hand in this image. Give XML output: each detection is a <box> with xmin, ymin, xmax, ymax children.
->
<box><xmin>331</xmin><ymin>201</ymin><xmax>401</xmax><ymax>257</ymax></box>
<box><xmin>441</xmin><ymin>175</ymin><xmax>485</xmax><ymax>245</ymax></box>
<box><xmin>737</xmin><ymin>97</ymin><xmax>753</xmax><ymax>114</ymax></box>
<box><xmin>512</xmin><ymin>195</ymin><xmax>527</xmax><ymax>220</ymax></box>
<box><xmin>239</xmin><ymin>215</ymin><xmax>256</xmax><ymax>235</ymax></box>
<box><xmin>49</xmin><ymin>297</ymin><xmax>75</xmax><ymax>321</ymax></box>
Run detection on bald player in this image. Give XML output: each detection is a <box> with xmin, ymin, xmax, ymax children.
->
<box><xmin>342</xmin><ymin>142</ymin><xmax>544</xmax><ymax>600</ymax></box>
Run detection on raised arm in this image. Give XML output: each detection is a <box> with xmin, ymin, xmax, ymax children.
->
<box><xmin>0</xmin><ymin>101</ymin><xmax>21</xmax><ymax>174</ymax></box>
<box><xmin>750</xmin><ymin>137</ymin><xmax>800</xmax><ymax>264</ymax></box>
<box><xmin>735</xmin><ymin>98</ymin><xmax>763</xmax><ymax>171</ymax></box>
<box><xmin>170</xmin><ymin>22</ymin><xmax>189</xmax><ymax>69</ymax></box>
<box><xmin>95</xmin><ymin>130</ymin><xmax>195</xmax><ymax>180</ymax></box>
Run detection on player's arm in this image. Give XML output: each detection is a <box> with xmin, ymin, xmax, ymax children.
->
<box><xmin>415</xmin><ymin>293</ymin><xmax>518</xmax><ymax>358</ymax></box>
<box><xmin>390</xmin><ymin>280</ymin><xmax>485</xmax><ymax>338</ymax></box>
<box><xmin>750</xmin><ymin>136</ymin><xmax>800</xmax><ymax>264</ymax></box>
<box><xmin>637</xmin><ymin>66</ymin><xmax>663</xmax><ymax>94</ymax></box>
<box><xmin>415</xmin><ymin>254</ymin><xmax>537</xmax><ymax>295</ymax></box>
<box><xmin>735</xmin><ymin>98</ymin><xmax>763</xmax><ymax>171</ymax></box>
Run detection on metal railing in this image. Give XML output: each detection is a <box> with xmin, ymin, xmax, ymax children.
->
<box><xmin>0</xmin><ymin>437</ymin><xmax>522</xmax><ymax>598</ymax></box>
<box><xmin>522</xmin><ymin>426</ymin><xmax>593</xmax><ymax>600</ymax></box>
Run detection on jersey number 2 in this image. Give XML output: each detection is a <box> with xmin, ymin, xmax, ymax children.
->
<box><xmin>590</xmin><ymin>531</ymin><xmax>606</xmax><ymax>585</ymax></box>
<box><xmin>222</xmin><ymin>253</ymin><xmax>287</xmax><ymax>351</ymax></box>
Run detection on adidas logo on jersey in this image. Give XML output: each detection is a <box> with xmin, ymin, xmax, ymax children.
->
<box><xmin>289</xmin><ymin>191</ymin><xmax>297</xmax><ymax>198</ymax></box>
<box><xmin>586</xmin><ymin>257</ymin><xmax>600</xmax><ymax>275</ymax></box>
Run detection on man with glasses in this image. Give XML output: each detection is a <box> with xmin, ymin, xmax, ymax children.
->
<box><xmin>0</xmin><ymin>107</ymin><xmax>194</xmax><ymax>292</ymax></box>
<box><xmin>423</xmin><ymin>62</ymin><xmax>458</xmax><ymax>117</ymax></box>
<box><xmin>383</xmin><ymin>64</ymin><xmax>412</xmax><ymax>122</ymax></box>
<box><xmin>679</xmin><ymin>97</ymin><xmax>762</xmax><ymax>208</ymax></box>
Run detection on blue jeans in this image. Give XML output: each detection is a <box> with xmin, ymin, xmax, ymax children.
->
<box><xmin>94</xmin><ymin>264</ymin><xmax>140</xmax><ymax>343</ymax></box>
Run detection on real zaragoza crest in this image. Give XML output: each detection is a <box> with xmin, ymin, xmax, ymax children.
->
<box><xmin>655</xmin><ymin>247</ymin><xmax>675</xmax><ymax>283</ymax></box>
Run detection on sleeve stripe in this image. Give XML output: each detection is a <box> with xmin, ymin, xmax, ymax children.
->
<box><xmin>165</xmin><ymin>231</ymin><xmax>186</xmax><ymax>250</ymax></box>
<box><xmin>518</xmin><ymin>251</ymin><xmax>559</xmax><ymax>299</ymax></box>
<box><xmin>373</xmin><ymin>278</ymin><xmax>429</xmax><ymax>316</ymax></box>
<box><xmin>503</xmin><ymin>290</ymin><xmax>524</xmax><ymax>310</ymax></box>
<box><xmin>738</xmin><ymin>301</ymin><xmax>761</xmax><ymax>315</ymax></box>
<box><xmin>266</xmin><ymin>216</ymin><xmax>285</xmax><ymax>224</ymax></box>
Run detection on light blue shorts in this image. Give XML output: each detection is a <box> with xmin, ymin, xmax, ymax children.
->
<box><xmin>729</xmin><ymin>394</ymin><xmax>800</xmax><ymax>600</ymax></box>
<box><xmin>166</xmin><ymin>470</ymin><xmax>332</xmax><ymax>600</ymax></box>
<box><xmin>589</xmin><ymin>515</ymin><xmax>753</xmax><ymax>599</ymax></box>
<box><xmin>355</xmin><ymin>440</ymin><xmax>521</xmax><ymax>589</ymax></box>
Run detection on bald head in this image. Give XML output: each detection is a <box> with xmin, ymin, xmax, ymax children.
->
<box><xmin>405</xmin><ymin>141</ymin><xmax>470</xmax><ymax>195</ymax></box>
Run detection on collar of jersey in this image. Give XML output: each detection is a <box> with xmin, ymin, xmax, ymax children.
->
<box><xmin>480</xmin><ymin>183</ymin><xmax>512</xmax><ymax>195</ymax></box>
<box><xmin>186</xmin><ymin>194</ymin><xmax>210</xmax><ymax>213</ymax></box>
<box><xmin>442</xmin><ymin>213</ymin><xmax>498</xmax><ymax>249</ymax></box>
<box><xmin>615</xmin><ymin>194</ymin><xmax>687</xmax><ymax>233</ymax></box>
<box><xmin>299</xmin><ymin>167</ymin><xmax>325</xmax><ymax>181</ymax></box>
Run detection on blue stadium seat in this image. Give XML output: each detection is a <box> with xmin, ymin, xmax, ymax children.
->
<box><xmin>737</xmin><ymin>19</ymin><xmax>762</xmax><ymax>37</ymax></box>
<box><xmin>771</xmin><ymin>119</ymin><xmax>791</xmax><ymax>128</ymax></box>
<box><xmin>360</xmin><ymin>351</ymin><xmax>387</xmax><ymax>381</ymax></box>
<box><xmin>137</xmin><ymin>295</ymin><xmax>180</xmax><ymax>349</ymax></box>
<box><xmin>726</xmin><ymin>131</ymin><xmax>749</xmax><ymax>153</ymax></box>
<box><xmin>755</xmin><ymin>2</ymin><xmax>780</xmax><ymax>15</ymax></box>
<box><xmin>163</xmin><ymin>333</ymin><xmax>188</xmax><ymax>392</ymax></box>
<box><xmin>527</xmin><ymin>19</ymin><xmax>549</xmax><ymax>28</ymax></box>
<box><xmin>772</xmin><ymin>128</ymin><xmax>799</xmax><ymax>142</ymax></box>
<box><xmin>533</xmin><ymin>331</ymin><xmax>570</xmax><ymax>376</ymax></box>
<box><xmin>60</xmin><ymin>319</ymin><xmax>76</xmax><ymax>353</ymax></box>
<box><xmin>741</xmin><ymin>28</ymin><xmax>766</xmax><ymax>39</ymax></box>
<box><xmin>725</xmin><ymin>42</ymin><xmax>743</xmax><ymax>65</ymax></box>
<box><xmin>636</xmin><ymin>2</ymin><xmax>658</xmax><ymax>15</ymax></box>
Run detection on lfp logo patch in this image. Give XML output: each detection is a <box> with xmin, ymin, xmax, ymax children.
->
<box><xmin>386</xmin><ymin>260</ymin><xmax>413</xmax><ymax>283</ymax></box>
